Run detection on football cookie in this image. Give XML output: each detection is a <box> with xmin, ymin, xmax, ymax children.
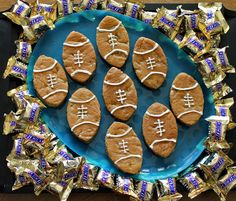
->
<box><xmin>132</xmin><ymin>37</ymin><xmax>168</xmax><ymax>89</ymax></box>
<box><xmin>62</xmin><ymin>31</ymin><xmax>96</xmax><ymax>83</ymax></box>
<box><xmin>105</xmin><ymin>122</ymin><xmax>143</xmax><ymax>174</ymax></box>
<box><xmin>33</xmin><ymin>55</ymin><xmax>68</xmax><ymax>107</ymax></box>
<box><xmin>142</xmin><ymin>102</ymin><xmax>178</xmax><ymax>158</ymax></box>
<box><xmin>170</xmin><ymin>73</ymin><xmax>204</xmax><ymax>126</ymax></box>
<box><xmin>103</xmin><ymin>67</ymin><xmax>138</xmax><ymax>121</ymax></box>
<box><xmin>67</xmin><ymin>88</ymin><xmax>101</xmax><ymax>143</ymax></box>
<box><xmin>96</xmin><ymin>16</ymin><xmax>130</xmax><ymax>68</ymax></box>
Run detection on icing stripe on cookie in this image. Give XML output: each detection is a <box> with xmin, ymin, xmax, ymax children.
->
<box><xmin>146</xmin><ymin>109</ymin><xmax>170</xmax><ymax>118</ymax></box>
<box><xmin>150</xmin><ymin>138</ymin><xmax>176</xmax><ymax>149</ymax></box>
<box><xmin>111</xmin><ymin>104</ymin><xmax>137</xmax><ymax>114</ymax></box>
<box><xmin>114</xmin><ymin>154</ymin><xmax>142</xmax><ymax>164</ymax></box>
<box><xmin>104</xmin><ymin>76</ymin><xmax>129</xmax><ymax>86</ymax></box>
<box><xmin>71</xmin><ymin>121</ymin><xmax>99</xmax><ymax>132</ymax></box>
<box><xmin>177</xmin><ymin>110</ymin><xmax>203</xmax><ymax>119</ymax></box>
<box><xmin>134</xmin><ymin>43</ymin><xmax>159</xmax><ymax>55</ymax></box>
<box><xmin>71</xmin><ymin>69</ymin><xmax>92</xmax><ymax>76</ymax></box>
<box><xmin>33</xmin><ymin>60</ymin><xmax>57</xmax><ymax>73</ymax></box>
<box><xmin>63</xmin><ymin>39</ymin><xmax>89</xmax><ymax>47</ymax></box>
<box><xmin>141</xmin><ymin>72</ymin><xmax>166</xmax><ymax>83</ymax></box>
<box><xmin>42</xmin><ymin>89</ymin><xmax>68</xmax><ymax>99</ymax></box>
<box><xmin>107</xmin><ymin>127</ymin><xmax>132</xmax><ymax>138</ymax></box>
<box><xmin>97</xmin><ymin>21</ymin><xmax>122</xmax><ymax>32</ymax></box>
<box><xmin>172</xmin><ymin>83</ymin><xmax>198</xmax><ymax>91</ymax></box>
<box><xmin>69</xmin><ymin>95</ymin><xmax>95</xmax><ymax>104</ymax></box>
<box><xmin>104</xmin><ymin>49</ymin><xmax>128</xmax><ymax>60</ymax></box>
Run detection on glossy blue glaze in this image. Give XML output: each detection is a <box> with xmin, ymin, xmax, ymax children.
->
<box><xmin>27</xmin><ymin>10</ymin><xmax>215</xmax><ymax>182</ymax></box>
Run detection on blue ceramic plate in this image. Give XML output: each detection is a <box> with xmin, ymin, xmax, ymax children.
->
<box><xmin>27</xmin><ymin>10</ymin><xmax>215</xmax><ymax>182</ymax></box>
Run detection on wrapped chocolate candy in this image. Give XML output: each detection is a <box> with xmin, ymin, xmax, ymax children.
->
<box><xmin>8</xmin><ymin>138</ymin><xmax>28</xmax><ymax>159</ymax></box>
<box><xmin>31</xmin><ymin>1</ymin><xmax>58</xmax><ymax>22</ymax></box>
<box><xmin>96</xmin><ymin>169</ymin><xmax>115</xmax><ymax>189</ymax></box>
<box><xmin>131</xmin><ymin>180</ymin><xmax>154</xmax><ymax>201</ymax></box>
<box><xmin>153</xmin><ymin>7</ymin><xmax>183</xmax><ymax>40</ymax></box>
<box><xmin>212</xmin><ymin>167</ymin><xmax>236</xmax><ymax>201</ymax></box>
<box><xmin>211</xmin><ymin>82</ymin><xmax>233</xmax><ymax>100</ymax></box>
<box><xmin>205</xmin><ymin>116</ymin><xmax>230</xmax><ymax>151</ymax></box>
<box><xmin>12</xmin><ymin>173</ymin><xmax>31</xmax><ymax>190</ymax></box>
<box><xmin>17</xmin><ymin>96</ymin><xmax>45</xmax><ymax>123</ymax></box>
<box><xmin>105</xmin><ymin>0</ymin><xmax>125</xmax><ymax>14</ymax></box>
<box><xmin>57</xmin><ymin>157</ymin><xmax>84</xmax><ymax>182</ymax></box>
<box><xmin>3</xmin><ymin>0</ymin><xmax>31</xmax><ymax>25</ymax></box>
<box><xmin>156</xmin><ymin>178</ymin><xmax>182</xmax><ymax>201</ymax></box>
<box><xmin>115</xmin><ymin>175</ymin><xmax>137</xmax><ymax>199</ymax></box>
<box><xmin>47</xmin><ymin>180</ymin><xmax>73</xmax><ymax>201</ymax></box>
<box><xmin>173</xmin><ymin>33</ymin><xmax>184</xmax><ymax>46</ymax></box>
<box><xmin>124</xmin><ymin>2</ymin><xmax>143</xmax><ymax>19</ymax></box>
<box><xmin>21</xmin><ymin>25</ymin><xmax>37</xmax><ymax>43</ymax></box>
<box><xmin>200</xmin><ymin>150</ymin><xmax>233</xmax><ymax>181</ymax></box>
<box><xmin>15</xmin><ymin>40</ymin><xmax>32</xmax><ymax>63</ymax></box>
<box><xmin>198</xmin><ymin>57</ymin><xmax>226</xmax><ymax>88</ymax></box>
<box><xmin>3</xmin><ymin>56</ymin><xmax>27</xmax><ymax>81</ymax></box>
<box><xmin>139</xmin><ymin>11</ymin><xmax>156</xmax><ymax>24</ymax></box>
<box><xmin>74</xmin><ymin>162</ymin><xmax>99</xmax><ymax>190</ymax></box>
<box><xmin>179</xmin><ymin>30</ymin><xmax>210</xmax><ymax>59</ymax></box>
<box><xmin>74</xmin><ymin>0</ymin><xmax>98</xmax><ymax>11</ymax></box>
<box><xmin>45</xmin><ymin>143</ymin><xmax>74</xmax><ymax>164</ymax></box>
<box><xmin>28</xmin><ymin>12</ymin><xmax>55</xmax><ymax>38</ymax></box>
<box><xmin>57</xmin><ymin>0</ymin><xmax>73</xmax><ymax>17</ymax></box>
<box><xmin>215</xmin><ymin>98</ymin><xmax>236</xmax><ymax>130</ymax></box>
<box><xmin>198</xmin><ymin>3</ymin><xmax>229</xmax><ymax>39</ymax></box>
<box><xmin>3</xmin><ymin>111</ymin><xmax>27</xmax><ymax>135</ymax></box>
<box><xmin>210</xmin><ymin>46</ymin><xmax>235</xmax><ymax>73</ymax></box>
<box><xmin>179</xmin><ymin>171</ymin><xmax>210</xmax><ymax>199</ymax></box>
<box><xmin>185</xmin><ymin>13</ymin><xmax>200</xmax><ymax>31</ymax></box>
<box><xmin>7</xmin><ymin>84</ymin><xmax>29</xmax><ymax>109</ymax></box>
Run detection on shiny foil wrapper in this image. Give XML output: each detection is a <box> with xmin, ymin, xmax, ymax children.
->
<box><xmin>153</xmin><ymin>7</ymin><xmax>183</xmax><ymax>40</ymax></box>
<box><xmin>185</xmin><ymin>13</ymin><xmax>200</xmax><ymax>31</ymax></box>
<box><xmin>7</xmin><ymin>84</ymin><xmax>29</xmax><ymax>109</ymax></box>
<box><xmin>105</xmin><ymin>0</ymin><xmax>125</xmax><ymax>14</ymax></box>
<box><xmin>212</xmin><ymin>166</ymin><xmax>236</xmax><ymax>201</ymax></box>
<box><xmin>74</xmin><ymin>162</ymin><xmax>99</xmax><ymax>191</ymax></box>
<box><xmin>200</xmin><ymin>150</ymin><xmax>233</xmax><ymax>181</ymax></box>
<box><xmin>179</xmin><ymin>171</ymin><xmax>210</xmax><ymax>199</ymax></box>
<box><xmin>215</xmin><ymin>98</ymin><xmax>236</xmax><ymax>130</ymax></box>
<box><xmin>8</xmin><ymin>138</ymin><xmax>28</xmax><ymax>160</ymax></box>
<box><xmin>132</xmin><ymin>180</ymin><xmax>154</xmax><ymax>201</ymax></box>
<box><xmin>21</xmin><ymin>25</ymin><xmax>37</xmax><ymax>43</ymax></box>
<box><xmin>3</xmin><ymin>111</ymin><xmax>27</xmax><ymax>135</ymax></box>
<box><xmin>124</xmin><ymin>2</ymin><xmax>143</xmax><ymax>19</ymax></box>
<box><xmin>198</xmin><ymin>57</ymin><xmax>226</xmax><ymax>88</ymax></box>
<box><xmin>211</xmin><ymin>82</ymin><xmax>233</xmax><ymax>100</ymax></box>
<box><xmin>139</xmin><ymin>11</ymin><xmax>156</xmax><ymax>24</ymax></box>
<box><xmin>75</xmin><ymin>0</ymin><xmax>98</xmax><ymax>11</ymax></box>
<box><xmin>96</xmin><ymin>169</ymin><xmax>115</xmax><ymax>189</ymax></box>
<box><xmin>16</xmin><ymin>96</ymin><xmax>45</xmax><ymax>123</ymax></box>
<box><xmin>3</xmin><ymin>56</ymin><xmax>27</xmax><ymax>81</ymax></box>
<box><xmin>57</xmin><ymin>0</ymin><xmax>73</xmax><ymax>17</ymax></box>
<box><xmin>31</xmin><ymin>1</ymin><xmax>58</xmax><ymax>22</ymax></box>
<box><xmin>15</xmin><ymin>40</ymin><xmax>32</xmax><ymax>63</ymax></box>
<box><xmin>115</xmin><ymin>175</ymin><xmax>137</xmax><ymax>199</ymax></box>
<box><xmin>205</xmin><ymin>115</ymin><xmax>230</xmax><ymax>151</ymax></box>
<box><xmin>156</xmin><ymin>178</ymin><xmax>182</xmax><ymax>201</ymax></box>
<box><xmin>3</xmin><ymin>0</ymin><xmax>31</xmax><ymax>25</ymax></box>
<box><xmin>28</xmin><ymin>12</ymin><xmax>55</xmax><ymax>38</ymax></box>
<box><xmin>179</xmin><ymin>30</ymin><xmax>209</xmax><ymax>59</ymax></box>
<box><xmin>210</xmin><ymin>46</ymin><xmax>235</xmax><ymax>73</ymax></box>
<box><xmin>173</xmin><ymin>33</ymin><xmax>184</xmax><ymax>46</ymax></box>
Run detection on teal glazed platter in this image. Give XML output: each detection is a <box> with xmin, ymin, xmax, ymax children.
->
<box><xmin>27</xmin><ymin>10</ymin><xmax>215</xmax><ymax>182</ymax></box>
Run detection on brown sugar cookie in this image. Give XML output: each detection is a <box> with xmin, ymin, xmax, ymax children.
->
<box><xmin>132</xmin><ymin>37</ymin><xmax>168</xmax><ymax>89</ymax></box>
<box><xmin>105</xmin><ymin>122</ymin><xmax>143</xmax><ymax>174</ymax></box>
<box><xmin>103</xmin><ymin>67</ymin><xmax>137</xmax><ymax>121</ymax></box>
<box><xmin>67</xmin><ymin>88</ymin><xmax>101</xmax><ymax>143</ymax></box>
<box><xmin>33</xmin><ymin>55</ymin><xmax>68</xmax><ymax>107</ymax></box>
<box><xmin>142</xmin><ymin>102</ymin><xmax>178</xmax><ymax>158</ymax></box>
<box><xmin>62</xmin><ymin>31</ymin><xmax>96</xmax><ymax>83</ymax></box>
<box><xmin>170</xmin><ymin>73</ymin><xmax>204</xmax><ymax>126</ymax></box>
<box><xmin>96</xmin><ymin>16</ymin><xmax>129</xmax><ymax>68</ymax></box>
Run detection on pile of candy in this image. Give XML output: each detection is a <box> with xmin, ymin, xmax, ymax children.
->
<box><xmin>2</xmin><ymin>0</ymin><xmax>236</xmax><ymax>201</ymax></box>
